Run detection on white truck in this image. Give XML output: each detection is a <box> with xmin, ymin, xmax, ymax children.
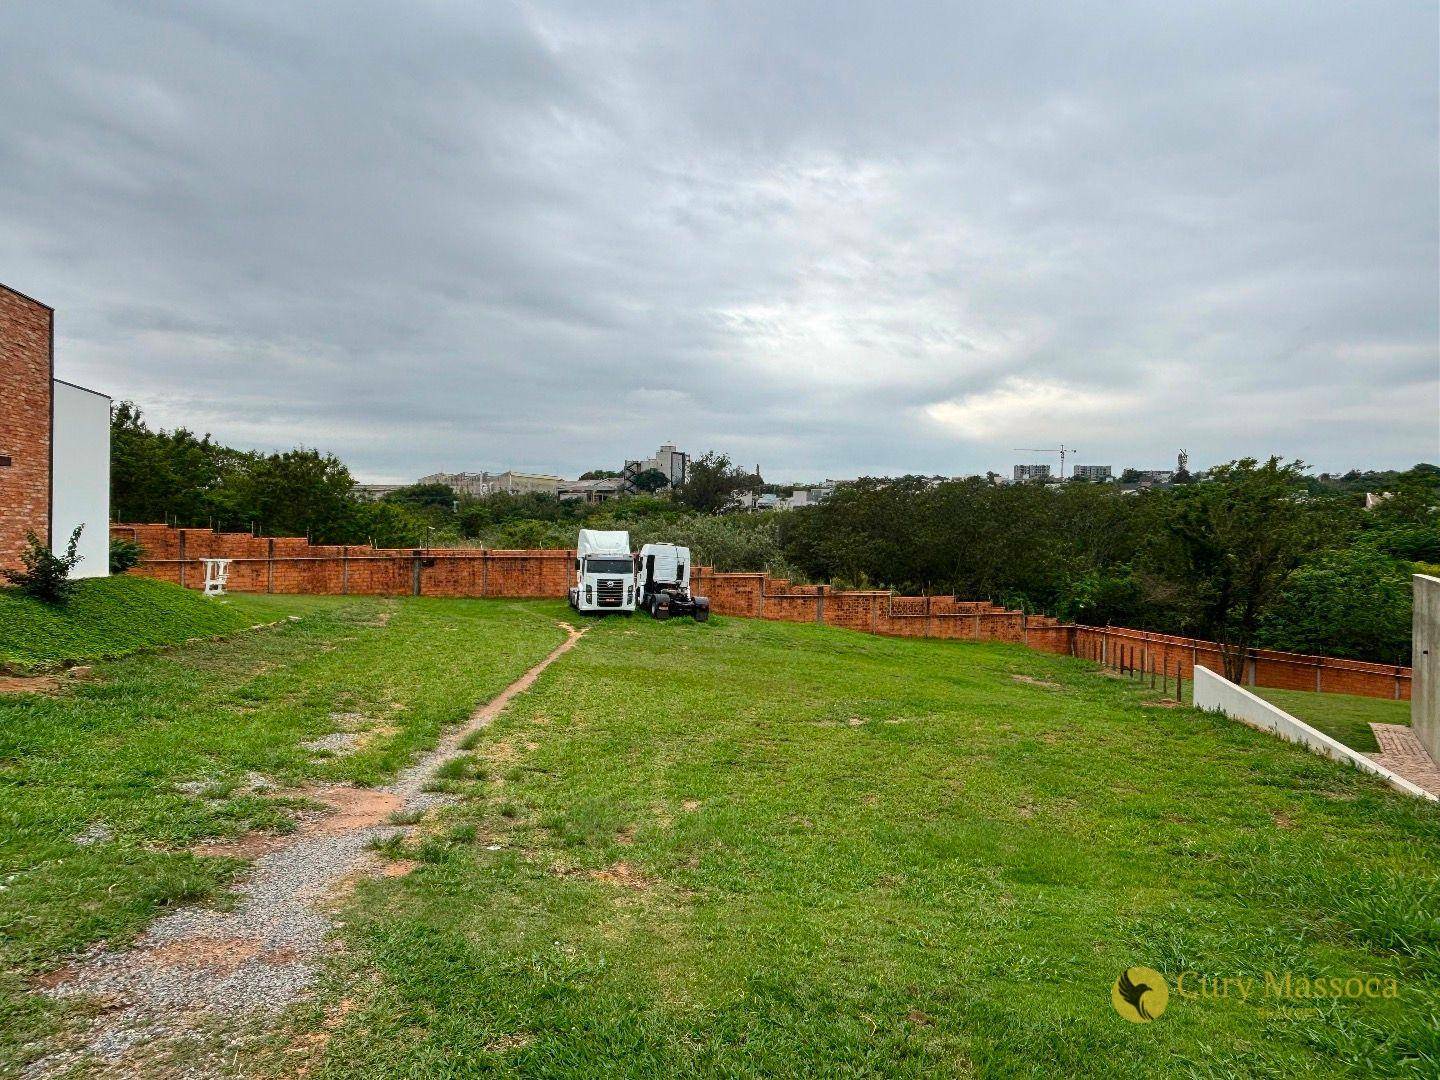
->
<box><xmin>636</xmin><ymin>543</ymin><xmax>710</xmax><ymax>621</ymax></box>
<box><xmin>568</xmin><ymin>529</ymin><xmax>636</xmax><ymax>614</ymax></box>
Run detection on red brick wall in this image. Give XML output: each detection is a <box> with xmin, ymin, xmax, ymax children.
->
<box><xmin>1070</xmin><ymin>625</ymin><xmax>1411</xmax><ymax>701</ymax></box>
<box><xmin>114</xmin><ymin>523</ymin><xmax>1412</xmax><ymax>701</ymax></box>
<box><xmin>0</xmin><ymin>285</ymin><xmax>53</xmax><ymax>573</ymax></box>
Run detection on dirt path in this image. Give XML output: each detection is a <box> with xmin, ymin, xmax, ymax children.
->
<box><xmin>28</xmin><ymin>622</ymin><xmax>588</xmax><ymax>1077</ymax></box>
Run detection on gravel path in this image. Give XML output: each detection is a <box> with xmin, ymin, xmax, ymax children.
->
<box><xmin>27</xmin><ymin>622</ymin><xmax>586</xmax><ymax>1077</ymax></box>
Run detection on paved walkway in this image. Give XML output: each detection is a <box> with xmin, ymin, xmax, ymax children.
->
<box><xmin>1370</xmin><ymin>724</ymin><xmax>1440</xmax><ymax>797</ymax></box>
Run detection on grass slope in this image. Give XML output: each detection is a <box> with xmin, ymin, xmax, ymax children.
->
<box><xmin>309</xmin><ymin>614</ymin><xmax>1440</xmax><ymax>1079</ymax></box>
<box><xmin>1251</xmin><ymin>686</ymin><xmax>1411</xmax><ymax>754</ymax></box>
<box><xmin>0</xmin><ymin>596</ymin><xmax>568</xmax><ymax>1073</ymax></box>
<box><xmin>0</xmin><ymin>575</ymin><xmax>297</xmax><ymax>670</ymax></box>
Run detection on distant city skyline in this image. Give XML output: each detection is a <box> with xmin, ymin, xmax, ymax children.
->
<box><xmin>2</xmin><ymin>3</ymin><xmax>1435</xmax><ymax>485</ymax></box>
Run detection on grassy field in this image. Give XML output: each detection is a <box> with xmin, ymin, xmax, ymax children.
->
<box><xmin>0</xmin><ymin>595</ymin><xmax>566</xmax><ymax>1073</ymax></box>
<box><xmin>0</xmin><ymin>576</ymin><xmax>299</xmax><ymax>670</ymax></box>
<box><xmin>1251</xmin><ymin>686</ymin><xmax>1411</xmax><ymax>754</ymax></box>
<box><xmin>7</xmin><ymin>599</ymin><xmax>1439</xmax><ymax>1077</ymax></box>
<box><xmin>288</xmin><ymin>613</ymin><xmax>1438</xmax><ymax>1078</ymax></box>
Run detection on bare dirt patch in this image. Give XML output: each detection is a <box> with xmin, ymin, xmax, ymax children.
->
<box><xmin>590</xmin><ymin>860</ymin><xmax>654</xmax><ymax>891</ymax></box>
<box><xmin>1011</xmin><ymin>674</ymin><xmax>1061</xmax><ymax>689</ymax></box>
<box><xmin>192</xmin><ymin>832</ymin><xmax>292</xmax><ymax>860</ymax></box>
<box><xmin>140</xmin><ymin>938</ymin><xmax>299</xmax><ymax>976</ymax></box>
<box><xmin>299</xmin><ymin>786</ymin><xmax>402</xmax><ymax>834</ymax></box>
<box><xmin>0</xmin><ymin>674</ymin><xmax>61</xmax><ymax>694</ymax></box>
<box><xmin>484</xmin><ymin>1032</ymin><xmax>535</xmax><ymax>1053</ymax></box>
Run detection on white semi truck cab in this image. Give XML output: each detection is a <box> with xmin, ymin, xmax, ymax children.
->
<box><xmin>568</xmin><ymin>529</ymin><xmax>636</xmax><ymax>614</ymax></box>
<box><xmin>636</xmin><ymin>543</ymin><xmax>710</xmax><ymax>621</ymax></box>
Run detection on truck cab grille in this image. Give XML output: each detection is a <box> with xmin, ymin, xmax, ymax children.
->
<box><xmin>596</xmin><ymin>578</ymin><xmax>625</xmax><ymax>606</ymax></box>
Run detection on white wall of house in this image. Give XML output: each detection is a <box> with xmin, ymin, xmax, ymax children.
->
<box><xmin>51</xmin><ymin>380</ymin><xmax>110</xmax><ymax>579</ymax></box>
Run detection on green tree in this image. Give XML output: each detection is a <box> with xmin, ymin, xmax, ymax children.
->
<box><xmin>382</xmin><ymin>483</ymin><xmax>459</xmax><ymax>510</ymax></box>
<box><xmin>675</xmin><ymin>453</ymin><xmax>761</xmax><ymax>514</ymax></box>
<box><xmin>1258</xmin><ymin>548</ymin><xmax>1412</xmax><ymax>664</ymax></box>
<box><xmin>110</xmin><ymin>401</ymin><xmax>231</xmax><ymax>525</ymax></box>
<box><xmin>1144</xmin><ymin>458</ymin><xmax>1319</xmax><ymax>679</ymax></box>
<box><xmin>232</xmin><ymin>449</ymin><xmax>358</xmax><ymax>542</ymax></box>
<box><xmin>629</xmin><ymin>468</ymin><xmax>670</xmax><ymax>494</ymax></box>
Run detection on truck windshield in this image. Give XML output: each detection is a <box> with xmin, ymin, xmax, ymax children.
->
<box><xmin>585</xmin><ymin>558</ymin><xmax>633</xmax><ymax>575</ymax></box>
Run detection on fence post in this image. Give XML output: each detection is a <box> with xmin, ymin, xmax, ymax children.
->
<box><xmin>412</xmin><ymin>550</ymin><xmax>422</xmax><ymax>597</ymax></box>
<box><xmin>816</xmin><ymin>586</ymin><xmax>825</xmax><ymax>625</ymax></box>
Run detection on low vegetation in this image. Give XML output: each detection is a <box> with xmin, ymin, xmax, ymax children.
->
<box><xmin>293</xmin><ymin>611</ymin><xmax>1434</xmax><ymax>1077</ymax></box>
<box><xmin>0</xmin><ymin>595</ymin><xmax>566</xmax><ymax>1072</ymax></box>
<box><xmin>8</xmin><ymin>596</ymin><xmax>1438</xmax><ymax>1075</ymax></box>
<box><xmin>0</xmin><ymin>576</ymin><xmax>294</xmax><ymax>670</ymax></box>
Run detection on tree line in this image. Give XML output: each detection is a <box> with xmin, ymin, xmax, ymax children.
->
<box><xmin>110</xmin><ymin>402</ymin><xmax>1436</xmax><ymax>669</ymax></box>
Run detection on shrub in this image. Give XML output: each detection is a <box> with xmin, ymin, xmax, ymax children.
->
<box><xmin>3</xmin><ymin>526</ymin><xmax>84</xmax><ymax>604</ymax></box>
<box><xmin>109</xmin><ymin>537</ymin><xmax>143</xmax><ymax>574</ymax></box>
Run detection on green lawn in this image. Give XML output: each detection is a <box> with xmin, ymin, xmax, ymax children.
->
<box><xmin>7</xmin><ymin>601</ymin><xmax>1440</xmax><ymax>1077</ymax></box>
<box><xmin>0</xmin><ymin>575</ymin><xmax>300</xmax><ymax>670</ymax></box>
<box><xmin>0</xmin><ymin>595</ymin><xmax>567</xmax><ymax>1073</ymax></box>
<box><xmin>301</xmin><ymin>614</ymin><xmax>1438</xmax><ymax>1078</ymax></box>
<box><xmin>1251</xmin><ymin>686</ymin><xmax>1411</xmax><ymax>754</ymax></box>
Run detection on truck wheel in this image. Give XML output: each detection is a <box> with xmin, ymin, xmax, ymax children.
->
<box><xmin>654</xmin><ymin>602</ymin><xmax>673</xmax><ymax>621</ymax></box>
<box><xmin>693</xmin><ymin>606</ymin><xmax>710</xmax><ymax>622</ymax></box>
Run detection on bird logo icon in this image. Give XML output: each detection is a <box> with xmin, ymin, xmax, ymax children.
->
<box><xmin>1112</xmin><ymin>967</ymin><xmax>1169</xmax><ymax>1023</ymax></box>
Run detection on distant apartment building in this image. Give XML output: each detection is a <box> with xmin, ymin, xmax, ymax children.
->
<box><xmin>1013</xmin><ymin>464</ymin><xmax>1051</xmax><ymax>482</ymax></box>
<box><xmin>1135</xmin><ymin>469</ymin><xmax>1175</xmax><ymax>485</ymax></box>
<box><xmin>1071</xmin><ymin>465</ymin><xmax>1113</xmax><ymax>482</ymax></box>
<box><xmin>623</xmin><ymin>443</ymin><xmax>688</xmax><ymax>492</ymax></box>
<box><xmin>416</xmin><ymin>471</ymin><xmax>563</xmax><ymax>498</ymax></box>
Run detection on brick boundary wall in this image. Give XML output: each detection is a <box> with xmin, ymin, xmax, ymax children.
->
<box><xmin>113</xmin><ymin>523</ymin><xmax>1412</xmax><ymax>702</ymax></box>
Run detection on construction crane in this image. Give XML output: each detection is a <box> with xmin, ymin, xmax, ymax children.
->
<box><xmin>1012</xmin><ymin>444</ymin><xmax>1075</xmax><ymax>479</ymax></box>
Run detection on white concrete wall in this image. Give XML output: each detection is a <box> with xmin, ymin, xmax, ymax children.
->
<box><xmin>51</xmin><ymin>381</ymin><xmax>110</xmax><ymax>579</ymax></box>
<box><xmin>1193</xmin><ymin>665</ymin><xmax>1436</xmax><ymax>802</ymax></box>
<box><xmin>1415</xmin><ymin>575</ymin><xmax>1440</xmax><ymax>763</ymax></box>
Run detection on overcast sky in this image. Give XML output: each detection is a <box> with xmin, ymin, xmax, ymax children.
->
<box><xmin>2</xmin><ymin>1</ymin><xmax>1436</xmax><ymax>483</ymax></box>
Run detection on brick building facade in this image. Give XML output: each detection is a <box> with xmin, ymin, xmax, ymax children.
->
<box><xmin>0</xmin><ymin>284</ymin><xmax>53</xmax><ymax>573</ymax></box>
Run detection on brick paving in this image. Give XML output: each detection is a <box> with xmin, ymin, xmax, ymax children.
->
<box><xmin>1370</xmin><ymin>724</ymin><xmax>1440</xmax><ymax>797</ymax></box>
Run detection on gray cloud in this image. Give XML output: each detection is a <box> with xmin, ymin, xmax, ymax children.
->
<box><xmin>2</xmin><ymin>0</ymin><xmax>1435</xmax><ymax>482</ymax></box>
